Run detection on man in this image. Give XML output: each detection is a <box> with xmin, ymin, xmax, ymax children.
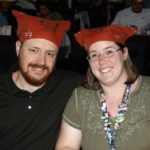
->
<box><xmin>111</xmin><ymin>0</ymin><xmax>150</xmax><ymax>34</ymax></box>
<box><xmin>0</xmin><ymin>10</ymin><xmax>83</xmax><ymax>150</ymax></box>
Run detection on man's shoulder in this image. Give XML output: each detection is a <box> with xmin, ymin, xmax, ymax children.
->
<box><xmin>0</xmin><ymin>72</ymin><xmax>10</xmax><ymax>89</ymax></box>
<box><xmin>0</xmin><ymin>72</ymin><xmax>9</xmax><ymax>81</ymax></box>
<box><xmin>142</xmin><ymin>8</ymin><xmax>150</xmax><ymax>15</ymax></box>
<box><xmin>117</xmin><ymin>7</ymin><xmax>131</xmax><ymax>15</ymax></box>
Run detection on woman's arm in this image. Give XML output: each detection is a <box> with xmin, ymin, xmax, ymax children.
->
<box><xmin>55</xmin><ymin>120</ymin><xmax>82</xmax><ymax>150</ymax></box>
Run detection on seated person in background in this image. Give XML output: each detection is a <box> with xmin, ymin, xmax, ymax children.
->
<box><xmin>56</xmin><ymin>25</ymin><xmax>150</xmax><ymax>150</ymax></box>
<box><xmin>111</xmin><ymin>0</ymin><xmax>150</xmax><ymax>34</ymax></box>
<box><xmin>36</xmin><ymin>1</ymin><xmax>63</xmax><ymax>20</ymax></box>
<box><xmin>0</xmin><ymin>10</ymin><xmax>83</xmax><ymax>150</ymax></box>
<box><xmin>111</xmin><ymin>0</ymin><xmax>149</xmax><ymax>74</ymax></box>
<box><xmin>0</xmin><ymin>1</ymin><xmax>11</xmax><ymax>26</ymax></box>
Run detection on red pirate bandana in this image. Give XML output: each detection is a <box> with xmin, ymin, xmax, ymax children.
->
<box><xmin>75</xmin><ymin>25</ymin><xmax>137</xmax><ymax>50</ymax></box>
<box><xmin>12</xmin><ymin>10</ymin><xmax>71</xmax><ymax>47</ymax></box>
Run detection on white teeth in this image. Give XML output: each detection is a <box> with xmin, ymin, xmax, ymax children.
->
<box><xmin>35</xmin><ymin>68</ymin><xmax>43</xmax><ymax>71</ymax></box>
<box><xmin>33</xmin><ymin>68</ymin><xmax>44</xmax><ymax>72</ymax></box>
<box><xmin>101</xmin><ymin>68</ymin><xmax>111</xmax><ymax>73</ymax></box>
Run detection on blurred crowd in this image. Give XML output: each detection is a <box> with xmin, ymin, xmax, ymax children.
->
<box><xmin>0</xmin><ymin>0</ymin><xmax>150</xmax><ymax>75</ymax></box>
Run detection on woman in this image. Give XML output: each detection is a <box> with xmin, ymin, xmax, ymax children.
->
<box><xmin>56</xmin><ymin>25</ymin><xmax>150</xmax><ymax>150</ymax></box>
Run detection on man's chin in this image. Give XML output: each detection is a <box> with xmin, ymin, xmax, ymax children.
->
<box><xmin>25</xmin><ymin>75</ymin><xmax>48</xmax><ymax>86</ymax></box>
<box><xmin>27</xmin><ymin>79</ymin><xmax>46</xmax><ymax>86</ymax></box>
<box><xmin>21</xmin><ymin>69</ymin><xmax>50</xmax><ymax>86</ymax></box>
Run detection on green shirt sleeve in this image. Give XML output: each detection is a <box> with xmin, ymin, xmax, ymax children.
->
<box><xmin>63</xmin><ymin>88</ymin><xmax>81</xmax><ymax>129</ymax></box>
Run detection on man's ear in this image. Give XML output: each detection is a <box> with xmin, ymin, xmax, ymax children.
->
<box><xmin>16</xmin><ymin>40</ymin><xmax>22</xmax><ymax>56</ymax></box>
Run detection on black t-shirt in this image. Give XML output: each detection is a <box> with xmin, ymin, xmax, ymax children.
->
<box><xmin>0</xmin><ymin>69</ymin><xmax>83</xmax><ymax>150</ymax></box>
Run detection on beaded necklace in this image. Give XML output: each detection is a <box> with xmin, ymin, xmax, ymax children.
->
<box><xmin>99</xmin><ymin>84</ymin><xmax>131</xmax><ymax>150</ymax></box>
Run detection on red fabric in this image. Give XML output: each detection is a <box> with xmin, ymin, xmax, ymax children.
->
<box><xmin>12</xmin><ymin>10</ymin><xmax>71</xmax><ymax>47</ymax></box>
<box><xmin>75</xmin><ymin>25</ymin><xmax>137</xmax><ymax>50</ymax></box>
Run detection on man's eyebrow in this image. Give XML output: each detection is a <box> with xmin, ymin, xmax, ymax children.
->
<box><xmin>30</xmin><ymin>46</ymin><xmax>56</xmax><ymax>52</ymax></box>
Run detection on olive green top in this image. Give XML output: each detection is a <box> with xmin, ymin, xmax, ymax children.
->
<box><xmin>63</xmin><ymin>76</ymin><xmax>150</xmax><ymax>150</ymax></box>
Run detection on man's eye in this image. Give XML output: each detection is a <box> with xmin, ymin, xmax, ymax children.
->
<box><xmin>30</xmin><ymin>49</ymin><xmax>38</xmax><ymax>53</ymax></box>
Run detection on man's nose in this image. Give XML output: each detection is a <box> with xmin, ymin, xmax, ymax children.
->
<box><xmin>37</xmin><ymin>53</ymin><xmax>46</xmax><ymax>65</ymax></box>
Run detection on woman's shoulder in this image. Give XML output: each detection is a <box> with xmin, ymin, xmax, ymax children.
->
<box><xmin>141</xmin><ymin>75</ymin><xmax>150</xmax><ymax>86</ymax></box>
<box><xmin>135</xmin><ymin>75</ymin><xmax>150</xmax><ymax>95</ymax></box>
<box><xmin>74</xmin><ymin>86</ymin><xmax>99</xmax><ymax>102</ymax></box>
<box><xmin>76</xmin><ymin>86</ymin><xmax>96</xmax><ymax>93</ymax></box>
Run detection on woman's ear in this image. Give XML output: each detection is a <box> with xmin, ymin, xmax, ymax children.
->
<box><xmin>123</xmin><ymin>47</ymin><xmax>129</xmax><ymax>60</ymax></box>
<box><xmin>16</xmin><ymin>40</ymin><xmax>22</xmax><ymax>56</ymax></box>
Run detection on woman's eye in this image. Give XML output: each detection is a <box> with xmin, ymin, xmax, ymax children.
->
<box><xmin>107</xmin><ymin>50</ymin><xmax>113</xmax><ymax>53</ymax></box>
<box><xmin>105</xmin><ymin>50</ymin><xmax>114</xmax><ymax>55</ymax></box>
<box><xmin>91</xmin><ymin>53</ymin><xmax>98</xmax><ymax>58</ymax></box>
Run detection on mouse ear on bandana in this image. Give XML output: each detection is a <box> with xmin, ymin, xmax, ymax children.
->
<box><xmin>75</xmin><ymin>25</ymin><xmax>137</xmax><ymax>51</ymax></box>
<box><xmin>12</xmin><ymin>10</ymin><xmax>71</xmax><ymax>48</ymax></box>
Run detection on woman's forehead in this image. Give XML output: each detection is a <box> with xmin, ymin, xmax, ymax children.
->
<box><xmin>89</xmin><ymin>41</ymin><xmax>117</xmax><ymax>49</ymax></box>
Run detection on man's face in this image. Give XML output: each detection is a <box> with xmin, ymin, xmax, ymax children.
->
<box><xmin>131</xmin><ymin>0</ymin><xmax>144</xmax><ymax>13</ymax></box>
<box><xmin>16</xmin><ymin>38</ymin><xmax>58</xmax><ymax>86</ymax></box>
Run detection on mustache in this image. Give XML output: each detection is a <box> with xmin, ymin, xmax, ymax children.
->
<box><xmin>29</xmin><ymin>64</ymin><xmax>48</xmax><ymax>70</ymax></box>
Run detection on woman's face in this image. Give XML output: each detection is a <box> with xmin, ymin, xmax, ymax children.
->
<box><xmin>88</xmin><ymin>41</ymin><xmax>128</xmax><ymax>86</ymax></box>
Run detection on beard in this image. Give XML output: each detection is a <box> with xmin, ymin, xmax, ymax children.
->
<box><xmin>19</xmin><ymin>63</ymin><xmax>51</xmax><ymax>86</ymax></box>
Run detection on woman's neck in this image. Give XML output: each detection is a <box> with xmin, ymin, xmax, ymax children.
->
<box><xmin>101</xmin><ymin>76</ymin><xmax>140</xmax><ymax>117</ymax></box>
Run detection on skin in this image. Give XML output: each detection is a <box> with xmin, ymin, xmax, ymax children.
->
<box><xmin>56</xmin><ymin>41</ymin><xmax>140</xmax><ymax>150</ymax></box>
<box><xmin>56</xmin><ymin>121</ymin><xmax>82</xmax><ymax>150</ymax></box>
<box><xmin>131</xmin><ymin>0</ymin><xmax>145</xmax><ymax>13</ymax></box>
<box><xmin>128</xmin><ymin>0</ymin><xmax>145</xmax><ymax>29</ymax></box>
<box><xmin>88</xmin><ymin>41</ymin><xmax>129</xmax><ymax>116</ymax></box>
<box><xmin>13</xmin><ymin>38</ymin><xmax>59</xmax><ymax>93</ymax></box>
<box><xmin>88</xmin><ymin>41</ymin><xmax>128</xmax><ymax>87</ymax></box>
<box><xmin>55</xmin><ymin>41</ymin><xmax>129</xmax><ymax>150</ymax></box>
